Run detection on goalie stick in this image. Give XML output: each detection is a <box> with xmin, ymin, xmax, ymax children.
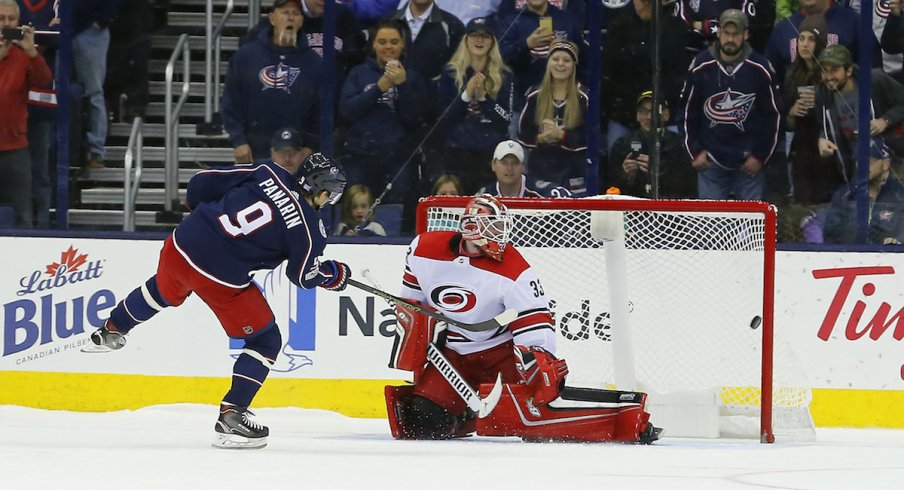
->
<box><xmin>347</xmin><ymin>278</ymin><xmax>517</xmax><ymax>332</ymax></box>
<box><xmin>354</xmin><ymin>270</ymin><xmax>505</xmax><ymax>418</ymax></box>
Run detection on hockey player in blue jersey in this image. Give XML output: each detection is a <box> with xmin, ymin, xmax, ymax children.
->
<box><xmin>84</xmin><ymin>128</ymin><xmax>351</xmax><ymax>449</ymax></box>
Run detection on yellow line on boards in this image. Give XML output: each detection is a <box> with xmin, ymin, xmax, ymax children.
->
<box><xmin>0</xmin><ymin>371</ymin><xmax>401</xmax><ymax>418</ymax></box>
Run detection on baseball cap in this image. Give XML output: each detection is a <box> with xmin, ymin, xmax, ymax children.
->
<box><xmin>719</xmin><ymin>9</ymin><xmax>748</xmax><ymax>30</ymax></box>
<box><xmin>636</xmin><ymin>90</ymin><xmax>669</xmax><ymax>108</ymax></box>
<box><xmin>273</xmin><ymin>0</ymin><xmax>301</xmax><ymax>9</ymax></box>
<box><xmin>466</xmin><ymin>17</ymin><xmax>494</xmax><ymax>35</ymax></box>
<box><xmin>493</xmin><ymin>140</ymin><xmax>525</xmax><ymax>162</ymax></box>
<box><xmin>870</xmin><ymin>138</ymin><xmax>893</xmax><ymax>160</ymax></box>
<box><xmin>819</xmin><ymin>45</ymin><xmax>853</xmax><ymax>67</ymax></box>
<box><xmin>271</xmin><ymin>127</ymin><xmax>304</xmax><ymax>151</ymax></box>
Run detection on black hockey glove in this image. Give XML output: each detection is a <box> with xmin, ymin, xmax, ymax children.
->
<box><xmin>319</xmin><ymin>260</ymin><xmax>351</xmax><ymax>291</ymax></box>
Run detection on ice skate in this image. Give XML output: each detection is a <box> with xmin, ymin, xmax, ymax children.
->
<box><xmin>212</xmin><ymin>404</ymin><xmax>269</xmax><ymax>449</ymax></box>
<box><xmin>81</xmin><ymin>323</ymin><xmax>127</xmax><ymax>353</ymax></box>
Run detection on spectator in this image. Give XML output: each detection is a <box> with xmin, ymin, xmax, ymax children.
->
<box><xmin>681</xmin><ymin>9</ymin><xmax>780</xmax><ymax>200</ymax></box>
<box><xmin>765</xmin><ymin>0</ymin><xmax>882</xmax><ymax>84</ymax></box>
<box><xmin>880</xmin><ymin>0</ymin><xmax>903</xmax><ymax>83</ymax></box>
<box><xmin>434</xmin><ymin>0</ymin><xmax>502</xmax><ymax>24</ymax></box>
<box><xmin>816</xmin><ymin>45</ymin><xmax>904</xmax><ymax>176</ymax></box>
<box><xmin>823</xmin><ymin>138</ymin><xmax>904</xmax><ymax>244</ymax></box>
<box><xmin>385</xmin><ymin>0</ymin><xmax>465</xmax><ymax>81</ymax></box>
<box><xmin>222</xmin><ymin>0</ymin><xmax>321</xmax><ymax>163</ymax></box>
<box><xmin>609</xmin><ymin>91</ymin><xmax>695</xmax><ymax>198</ymax></box>
<box><xmin>602</xmin><ymin>0</ymin><xmax>688</xmax><ymax>151</ymax></box>
<box><xmin>431</xmin><ymin>173</ymin><xmax>464</xmax><ymax>195</ymax></box>
<box><xmin>0</xmin><ymin>0</ymin><xmax>52</xmax><ymax>228</ymax></box>
<box><xmin>336</xmin><ymin>184</ymin><xmax>387</xmax><ymax>236</ymax></box>
<box><xmin>683</xmin><ymin>0</ymin><xmax>773</xmax><ymax>54</ymax></box>
<box><xmin>16</xmin><ymin>0</ymin><xmax>57</xmax><ymax>228</ymax></box>
<box><xmin>241</xmin><ymin>0</ymin><xmax>365</xmax><ymax>80</ymax></box>
<box><xmin>784</xmin><ymin>14</ymin><xmax>843</xmax><ymax>205</ymax></box>
<box><xmin>433</xmin><ymin>17</ymin><xmax>515</xmax><ymax>194</ymax></box>
<box><xmin>72</xmin><ymin>0</ymin><xmax>122</xmax><ymax>175</ymax></box>
<box><xmin>339</xmin><ymin>19</ymin><xmax>429</xmax><ymax>230</ymax></box>
<box><xmin>497</xmin><ymin>0</ymin><xmax>585</xmax><ymax>20</ymax></box>
<box><xmin>776</xmin><ymin>0</ymin><xmax>801</xmax><ymax>22</ymax></box>
<box><xmin>845</xmin><ymin>0</ymin><xmax>903</xmax><ymax>81</ymax></box>
<box><xmin>518</xmin><ymin>40</ymin><xmax>588</xmax><ymax>195</ymax></box>
<box><xmin>344</xmin><ymin>0</ymin><xmax>398</xmax><ymax>29</ymax></box>
<box><xmin>497</xmin><ymin>0</ymin><xmax>584</xmax><ymax>103</ymax></box>
<box><xmin>476</xmin><ymin>139</ymin><xmax>572</xmax><ymax>197</ymax></box>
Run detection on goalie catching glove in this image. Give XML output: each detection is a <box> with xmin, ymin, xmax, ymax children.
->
<box><xmin>515</xmin><ymin>345</ymin><xmax>568</xmax><ymax>406</ymax></box>
<box><xmin>389</xmin><ymin>303</ymin><xmax>446</xmax><ymax>376</ymax></box>
<box><xmin>319</xmin><ymin>260</ymin><xmax>350</xmax><ymax>291</ymax></box>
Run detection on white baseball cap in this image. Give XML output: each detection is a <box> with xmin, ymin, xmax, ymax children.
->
<box><xmin>493</xmin><ymin>140</ymin><xmax>524</xmax><ymax>162</ymax></box>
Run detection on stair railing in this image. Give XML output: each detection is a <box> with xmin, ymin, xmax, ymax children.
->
<box><xmin>249</xmin><ymin>0</ymin><xmax>261</xmax><ymax>30</ymax></box>
<box><xmin>165</xmin><ymin>34</ymin><xmax>190</xmax><ymax>214</ymax></box>
<box><xmin>123</xmin><ymin>116</ymin><xmax>144</xmax><ymax>232</ymax></box>
<box><xmin>203</xmin><ymin>0</ymin><xmax>235</xmax><ymax>126</ymax></box>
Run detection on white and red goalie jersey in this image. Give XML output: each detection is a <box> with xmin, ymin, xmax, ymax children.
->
<box><xmin>400</xmin><ymin>231</ymin><xmax>556</xmax><ymax>355</ymax></box>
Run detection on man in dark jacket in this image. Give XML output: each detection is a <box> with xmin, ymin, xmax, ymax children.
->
<box><xmin>824</xmin><ymin>138</ymin><xmax>904</xmax><ymax>245</ymax></box>
<box><xmin>610</xmin><ymin>91</ymin><xmax>695</xmax><ymax>198</ymax></box>
<box><xmin>681</xmin><ymin>9</ymin><xmax>780</xmax><ymax>200</ymax></box>
<box><xmin>385</xmin><ymin>0</ymin><xmax>465</xmax><ymax>81</ymax></box>
<box><xmin>815</xmin><ymin>45</ymin><xmax>904</xmax><ymax>179</ymax></box>
<box><xmin>222</xmin><ymin>0</ymin><xmax>322</xmax><ymax>163</ymax></box>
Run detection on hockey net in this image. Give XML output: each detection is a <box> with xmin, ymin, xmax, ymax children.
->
<box><xmin>418</xmin><ymin>196</ymin><xmax>815</xmax><ymax>442</ymax></box>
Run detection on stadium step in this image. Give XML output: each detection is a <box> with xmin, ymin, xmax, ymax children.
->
<box><xmin>68</xmin><ymin>209</ymin><xmax>181</xmax><ymax>230</ymax></box>
<box><xmin>81</xmin><ymin>188</ymin><xmax>188</xmax><ymax>206</ymax></box>
<box><xmin>167</xmin><ymin>11</ymin><xmax>251</xmax><ymax>28</ymax></box>
<box><xmin>74</xmin><ymin>167</ymin><xmax>203</xmax><ymax>185</ymax></box>
<box><xmin>104</xmin><ymin>146</ymin><xmax>234</xmax><ymax>164</ymax></box>
<box><xmin>109</xmin><ymin>122</ymin><xmax>228</xmax><ymax>140</ymax></box>
<box><xmin>145</xmin><ymin>102</ymin><xmax>209</xmax><ymax>118</ymax></box>
<box><xmin>151</xmin><ymin>34</ymin><xmax>240</xmax><ymax>52</ymax></box>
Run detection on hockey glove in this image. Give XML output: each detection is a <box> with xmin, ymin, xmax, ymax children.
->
<box><xmin>514</xmin><ymin>345</ymin><xmax>569</xmax><ymax>406</ymax></box>
<box><xmin>389</xmin><ymin>303</ymin><xmax>446</xmax><ymax>377</ymax></box>
<box><xmin>319</xmin><ymin>260</ymin><xmax>351</xmax><ymax>291</ymax></box>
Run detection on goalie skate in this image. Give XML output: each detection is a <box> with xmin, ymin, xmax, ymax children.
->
<box><xmin>81</xmin><ymin>324</ymin><xmax>127</xmax><ymax>353</ymax></box>
<box><xmin>212</xmin><ymin>405</ymin><xmax>269</xmax><ymax>450</ymax></box>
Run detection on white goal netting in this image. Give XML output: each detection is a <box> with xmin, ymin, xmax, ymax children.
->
<box><xmin>421</xmin><ymin>196</ymin><xmax>814</xmax><ymax>441</ymax></box>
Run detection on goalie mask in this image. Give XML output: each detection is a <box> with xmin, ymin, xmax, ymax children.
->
<box><xmin>298</xmin><ymin>152</ymin><xmax>347</xmax><ymax>206</ymax></box>
<box><xmin>460</xmin><ymin>194</ymin><xmax>511</xmax><ymax>261</ymax></box>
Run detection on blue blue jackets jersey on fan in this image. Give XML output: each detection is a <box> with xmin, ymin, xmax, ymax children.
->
<box><xmin>680</xmin><ymin>45</ymin><xmax>780</xmax><ymax>167</ymax></box>
<box><xmin>175</xmin><ymin>161</ymin><xmax>331</xmax><ymax>290</ymax></box>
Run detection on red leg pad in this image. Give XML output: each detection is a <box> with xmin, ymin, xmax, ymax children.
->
<box><xmin>476</xmin><ymin>384</ymin><xmax>652</xmax><ymax>443</ymax></box>
<box><xmin>385</xmin><ymin>385</ymin><xmax>415</xmax><ymax>440</ymax></box>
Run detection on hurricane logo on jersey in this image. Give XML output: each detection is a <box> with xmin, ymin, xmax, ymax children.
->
<box><xmin>430</xmin><ymin>285</ymin><xmax>478</xmax><ymax>313</ymax></box>
<box><xmin>259</xmin><ymin>63</ymin><xmax>301</xmax><ymax>94</ymax></box>
<box><xmin>704</xmin><ymin>90</ymin><xmax>756</xmax><ymax>130</ymax></box>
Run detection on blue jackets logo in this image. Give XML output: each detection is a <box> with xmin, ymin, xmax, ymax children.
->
<box><xmin>259</xmin><ymin>63</ymin><xmax>300</xmax><ymax>94</ymax></box>
<box><xmin>704</xmin><ymin>90</ymin><xmax>756</xmax><ymax>130</ymax></box>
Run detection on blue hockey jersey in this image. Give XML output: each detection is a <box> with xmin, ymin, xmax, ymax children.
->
<box><xmin>175</xmin><ymin>161</ymin><xmax>331</xmax><ymax>290</ymax></box>
<box><xmin>680</xmin><ymin>44</ymin><xmax>780</xmax><ymax>167</ymax></box>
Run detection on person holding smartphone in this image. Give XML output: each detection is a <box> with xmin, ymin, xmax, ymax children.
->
<box><xmin>608</xmin><ymin>91</ymin><xmax>694</xmax><ymax>198</ymax></box>
<box><xmin>0</xmin><ymin>0</ymin><xmax>52</xmax><ymax>228</ymax></box>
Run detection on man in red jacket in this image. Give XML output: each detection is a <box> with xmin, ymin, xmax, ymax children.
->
<box><xmin>0</xmin><ymin>0</ymin><xmax>52</xmax><ymax>228</ymax></box>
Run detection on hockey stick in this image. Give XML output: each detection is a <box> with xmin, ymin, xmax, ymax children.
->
<box><xmin>347</xmin><ymin>278</ymin><xmax>517</xmax><ymax>332</ymax></box>
<box><xmin>357</xmin><ymin>270</ymin><xmax>504</xmax><ymax>418</ymax></box>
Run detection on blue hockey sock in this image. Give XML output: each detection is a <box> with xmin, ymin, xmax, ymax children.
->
<box><xmin>108</xmin><ymin>276</ymin><xmax>170</xmax><ymax>333</ymax></box>
<box><xmin>223</xmin><ymin>325</ymin><xmax>281</xmax><ymax>408</ymax></box>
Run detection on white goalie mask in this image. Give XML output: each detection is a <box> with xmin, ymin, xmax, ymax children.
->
<box><xmin>460</xmin><ymin>194</ymin><xmax>512</xmax><ymax>261</ymax></box>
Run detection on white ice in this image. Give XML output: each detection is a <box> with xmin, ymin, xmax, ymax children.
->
<box><xmin>3</xmin><ymin>404</ymin><xmax>904</xmax><ymax>490</ymax></box>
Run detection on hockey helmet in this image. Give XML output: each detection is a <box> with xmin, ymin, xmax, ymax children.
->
<box><xmin>460</xmin><ymin>194</ymin><xmax>512</xmax><ymax>261</ymax></box>
<box><xmin>298</xmin><ymin>153</ymin><xmax>347</xmax><ymax>206</ymax></box>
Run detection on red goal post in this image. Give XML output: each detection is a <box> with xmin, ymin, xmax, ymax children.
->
<box><xmin>417</xmin><ymin>196</ymin><xmax>814</xmax><ymax>443</ymax></box>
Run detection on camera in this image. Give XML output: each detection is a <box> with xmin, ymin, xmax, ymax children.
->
<box><xmin>1</xmin><ymin>27</ymin><xmax>25</xmax><ymax>41</ymax></box>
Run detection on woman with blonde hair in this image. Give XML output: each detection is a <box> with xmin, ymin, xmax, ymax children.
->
<box><xmin>432</xmin><ymin>17</ymin><xmax>516</xmax><ymax>194</ymax></box>
<box><xmin>518</xmin><ymin>40</ymin><xmax>588</xmax><ymax>196</ymax></box>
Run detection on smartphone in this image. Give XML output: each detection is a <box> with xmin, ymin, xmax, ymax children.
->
<box><xmin>538</xmin><ymin>17</ymin><xmax>553</xmax><ymax>35</ymax></box>
<box><xmin>1</xmin><ymin>27</ymin><xmax>24</xmax><ymax>41</ymax></box>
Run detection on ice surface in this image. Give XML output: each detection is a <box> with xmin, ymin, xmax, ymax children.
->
<box><xmin>3</xmin><ymin>404</ymin><xmax>903</xmax><ymax>489</ymax></box>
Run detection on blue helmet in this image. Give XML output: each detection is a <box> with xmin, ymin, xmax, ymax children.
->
<box><xmin>298</xmin><ymin>153</ymin><xmax>347</xmax><ymax>205</ymax></box>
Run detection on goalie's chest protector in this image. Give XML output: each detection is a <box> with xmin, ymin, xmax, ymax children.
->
<box><xmin>403</xmin><ymin>232</ymin><xmax>543</xmax><ymax>354</ymax></box>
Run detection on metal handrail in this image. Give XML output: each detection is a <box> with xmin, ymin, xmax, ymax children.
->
<box><xmin>204</xmin><ymin>0</ymin><xmax>235</xmax><ymax>123</ymax></box>
<box><xmin>249</xmin><ymin>0</ymin><xmax>261</xmax><ymax>30</ymax></box>
<box><xmin>165</xmin><ymin>34</ymin><xmax>191</xmax><ymax>213</ymax></box>
<box><xmin>123</xmin><ymin>117</ymin><xmax>144</xmax><ymax>232</ymax></box>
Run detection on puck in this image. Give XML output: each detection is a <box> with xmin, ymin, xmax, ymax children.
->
<box><xmin>750</xmin><ymin>316</ymin><xmax>762</xmax><ymax>330</ymax></box>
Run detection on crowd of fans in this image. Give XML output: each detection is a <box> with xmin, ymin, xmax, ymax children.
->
<box><xmin>1</xmin><ymin>0</ymin><xmax>902</xmax><ymax>244</ymax></box>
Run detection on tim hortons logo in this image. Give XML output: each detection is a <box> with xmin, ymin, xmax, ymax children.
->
<box><xmin>811</xmin><ymin>266</ymin><xmax>903</xmax><ymax>342</ymax></box>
